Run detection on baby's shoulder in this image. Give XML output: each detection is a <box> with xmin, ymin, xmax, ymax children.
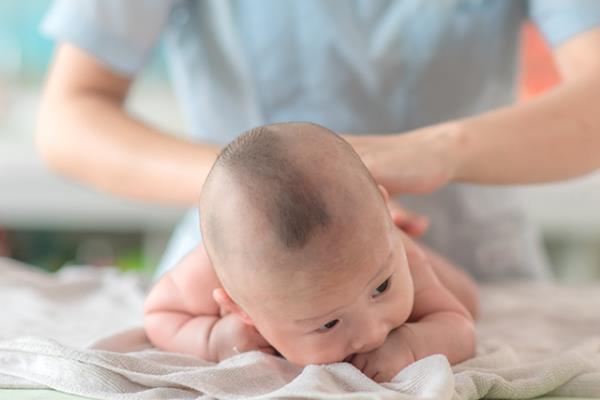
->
<box><xmin>403</xmin><ymin>240</ymin><xmax>437</xmax><ymax>294</ymax></box>
<box><xmin>168</xmin><ymin>244</ymin><xmax>223</xmax><ymax>305</ymax></box>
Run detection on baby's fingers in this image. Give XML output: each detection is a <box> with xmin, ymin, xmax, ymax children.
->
<box><xmin>350</xmin><ymin>354</ymin><xmax>385</xmax><ymax>382</ymax></box>
<box><xmin>349</xmin><ymin>354</ymin><xmax>367</xmax><ymax>373</ymax></box>
<box><xmin>372</xmin><ymin>371</ymin><xmax>388</xmax><ymax>383</ymax></box>
<box><xmin>362</xmin><ymin>362</ymin><xmax>381</xmax><ymax>381</ymax></box>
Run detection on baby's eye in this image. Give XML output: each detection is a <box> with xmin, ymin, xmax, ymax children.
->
<box><xmin>372</xmin><ymin>277</ymin><xmax>391</xmax><ymax>297</ymax></box>
<box><xmin>318</xmin><ymin>319</ymin><xmax>339</xmax><ymax>332</ymax></box>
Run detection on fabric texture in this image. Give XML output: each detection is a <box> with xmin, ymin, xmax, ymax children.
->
<box><xmin>1</xmin><ymin>257</ymin><xmax>600</xmax><ymax>399</ymax></box>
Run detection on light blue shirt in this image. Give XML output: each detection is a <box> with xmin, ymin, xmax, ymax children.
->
<box><xmin>42</xmin><ymin>0</ymin><xmax>600</xmax><ymax>281</ymax></box>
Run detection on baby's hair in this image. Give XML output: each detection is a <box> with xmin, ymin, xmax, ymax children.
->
<box><xmin>205</xmin><ymin>124</ymin><xmax>331</xmax><ymax>250</ymax></box>
<box><xmin>201</xmin><ymin>122</ymin><xmax>385</xmax><ymax>265</ymax></box>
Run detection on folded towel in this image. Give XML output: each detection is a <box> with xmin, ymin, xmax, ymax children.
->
<box><xmin>1</xmin><ymin>257</ymin><xmax>599</xmax><ymax>399</ymax></box>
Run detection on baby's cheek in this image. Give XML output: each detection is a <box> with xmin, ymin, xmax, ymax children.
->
<box><xmin>256</xmin><ymin>330</ymin><xmax>304</xmax><ymax>363</ymax></box>
<box><xmin>394</xmin><ymin>290</ymin><xmax>414</xmax><ymax>325</ymax></box>
<box><xmin>269</xmin><ymin>340</ymin><xmax>313</xmax><ymax>365</ymax></box>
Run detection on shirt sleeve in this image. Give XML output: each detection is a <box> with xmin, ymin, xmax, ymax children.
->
<box><xmin>529</xmin><ymin>0</ymin><xmax>600</xmax><ymax>47</ymax></box>
<box><xmin>40</xmin><ymin>0</ymin><xmax>177</xmax><ymax>76</ymax></box>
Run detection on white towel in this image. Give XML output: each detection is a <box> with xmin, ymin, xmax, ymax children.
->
<box><xmin>1</xmin><ymin>257</ymin><xmax>599</xmax><ymax>399</ymax></box>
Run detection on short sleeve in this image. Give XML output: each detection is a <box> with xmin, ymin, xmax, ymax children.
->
<box><xmin>41</xmin><ymin>0</ymin><xmax>178</xmax><ymax>76</ymax></box>
<box><xmin>528</xmin><ymin>0</ymin><xmax>600</xmax><ymax>47</ymax></box>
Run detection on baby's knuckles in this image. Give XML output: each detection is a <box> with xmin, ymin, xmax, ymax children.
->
<box><xmin>349</xmin><ymin>352</ymin><xmax>367</xmax><ymax>372</ymax></box>
<box><xmin>351</xmin><ymin>328</ymin><xmax>416</xmax><ymax>382</ymax></box>
<box><xmin>210</xmin><ymin>314</ymin><xmax>266</xmax><ymax>361</ymax></box>
<box><xmin>351</xmin><ymin>351</ymin><xmax>393</xmax><ymax>383</ymax></box>
<box><xmin>234</xmin><ymin>324</ymin><xmax>265</xmax><ymax>353</ymax></box>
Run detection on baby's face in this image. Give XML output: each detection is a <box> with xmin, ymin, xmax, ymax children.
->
<box><xmin>247</xmin><ymin>222</ymin><xmax>414</xmax><ymax>366</ymax></box>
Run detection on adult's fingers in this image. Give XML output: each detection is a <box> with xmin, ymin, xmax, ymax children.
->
<box><xmin>388</xmin><ymin>201</ymin><xmax>429</xmax><ymax>237</ymax></box>
<box><xmin>392</xmin><ymin>213</ymin><xmax>429</xmax><ymax>237</ymax></box>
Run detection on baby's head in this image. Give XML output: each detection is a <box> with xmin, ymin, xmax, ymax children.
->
<box><xmin>200</xmin><ymin>122</ymin><xmax>414</xmax><ymax>365</ymax></box>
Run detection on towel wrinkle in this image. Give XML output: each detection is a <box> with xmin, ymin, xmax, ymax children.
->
<box><xmin>1</xmin><ymin>257</ymin><xmax>599</xmax><ymax>399</ymax></box>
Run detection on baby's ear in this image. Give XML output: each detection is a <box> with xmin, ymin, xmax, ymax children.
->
<box><xmin>212</xmin><ymin>288</ymin><xmax>254</xmax><ymax>325</ymax></box>
<box><xmin>377</xmin><ymin>184</ymin><xmax>390</xmax><ymax>204</ymax></box>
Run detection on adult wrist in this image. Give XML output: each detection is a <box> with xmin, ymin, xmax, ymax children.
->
<box><xmin>433</xmin><ymin>120</ymin><xmax>468</xmax><ymax>184</ymax></box>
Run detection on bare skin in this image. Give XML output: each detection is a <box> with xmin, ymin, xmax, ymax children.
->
<box><xmin>36</xmin><ymin>44</ymin><xmax>218</xmax><ymax>206</ymax></box>
<box><xmin>35</xmin><ymin>45</ymin><xmax>429</xmax><ymax>238</ymax></box>
<box><xmin>144</xmin><ymin>192</ymin><xmax>478</xmax><ymax>382</ymax></box>
<box><xmin>343</xmin><ymin>28</ymin><xmax>600</xmax><ymax>195</ymax></box>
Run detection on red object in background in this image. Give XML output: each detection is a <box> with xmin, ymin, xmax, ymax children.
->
<box><xmin>0</xmin><ymin>229</ymin><xmax>10</xmax><ymax>257</ymax></box>
<box><xmin>519</xmin><ymin>23</ymin><xmax>561</xmax><ymax>101</ymax></box>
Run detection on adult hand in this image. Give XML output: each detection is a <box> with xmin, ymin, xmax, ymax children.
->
<box><xmin>387</xmin><ymin>201</ymin><xmax>429</xmax><ymax>238</ymax></box>
<box><xmin>343</xmin><ymin>123</ymin><xmax>460</xmax><ymax>197</ymax></box>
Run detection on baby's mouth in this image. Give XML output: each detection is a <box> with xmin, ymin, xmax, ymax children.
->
<box><xmin>343</xmin><ymin>354</ymin><xmax>355</xmax><ymax>363</ymax></box>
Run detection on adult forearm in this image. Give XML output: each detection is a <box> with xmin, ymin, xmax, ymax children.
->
<box><xmin>37</xmin><ymin>93</ymin><xmax>219</xmax><ymax>206</ymax></box>
<box><xmin>451</xmin><ymin>76</ymin><xmax>600</xmax><ymax>185</ymax></box>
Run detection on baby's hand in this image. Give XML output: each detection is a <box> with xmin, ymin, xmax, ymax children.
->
<box><xmin>348</xmin><ymin>327</ymin><xmax>416</xmax><ymax>383</ymax></box>
<box><xmin>209</xmin><ymin>313</ymin><xmax>276</xmax><ymax>362</ymax></box>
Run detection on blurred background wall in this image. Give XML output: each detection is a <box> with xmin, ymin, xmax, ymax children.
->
<box><xmin>0</xmin><ymin>1</ymin><xmax>185</xmax><ymax>274</ymax></box>
<box><xmin>0</xmin><ymin>1</ymin><xmax>599</xmax><ymax>280</ymax></box>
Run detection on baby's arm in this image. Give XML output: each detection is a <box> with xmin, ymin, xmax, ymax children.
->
<box><xmin>350</xmin><ymin>234</ymin><xmax>476</xmax><ymax>381</ymax></box>
<box><xmin>421</xmin><ymin>243</ymin><xmax>479</xmax><ymax>320</ymax></box>
<box><xmin>400</xmin><ymin>239</ymin><xmax>476</xmax><ymax>365</ymax></box>
<box><xmin>144</xmin><ymin>244</ymin><xmax>221</xmax><ymax>360</ymax></box>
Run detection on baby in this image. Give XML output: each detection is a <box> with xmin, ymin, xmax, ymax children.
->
<box><xmin>144</xmin><ymin>122</ymin><xmax>478</xmax><ymax>382</ymax></box>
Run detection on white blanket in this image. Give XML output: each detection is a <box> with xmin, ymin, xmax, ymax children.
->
<box><xmin>1</xmin><ymin>257</ymin><xmax>599</xmax><ymax>399</ymax></box>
